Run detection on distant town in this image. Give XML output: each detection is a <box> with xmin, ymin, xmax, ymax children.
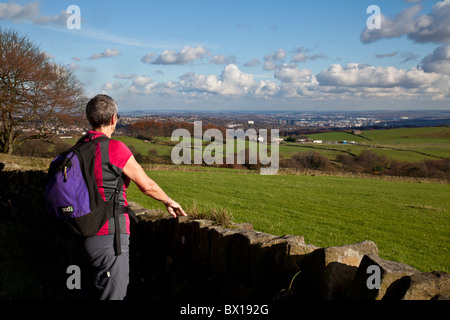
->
<box><xmin>20</xmin><ymin>109</ymin><xmax>450</xmax><ymax>138</ymax></box>
<box><xmin>116</xmin><ymin>109</ymin><xmax>450</xmax><ymax>135</ymax></box>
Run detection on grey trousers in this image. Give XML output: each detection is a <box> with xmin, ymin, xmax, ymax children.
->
<box><xmin>70</xmin><ymin>234</ymin><xmax>130</xmax><ymax>300</ymax></box>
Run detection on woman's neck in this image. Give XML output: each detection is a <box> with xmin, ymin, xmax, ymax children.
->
<box><xmin>92</xmin><ymin>126</ymin><xmax>113</xmax><ymax>138</ymax></box>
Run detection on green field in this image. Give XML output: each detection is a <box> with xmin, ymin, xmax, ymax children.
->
<box><xmin>60</xmin><ymin>127</ymin><xmax>450</xmax><ymax>166</ymax></box>
<box><xmin>281</xmin><ymin>127</ymin><xmax>450</xmax><ymax>163</ymax></box>
<box><xmin>127</xmin><ymin>169</ymin><xmax>449</xmax><ymax>273</ymax></box>
<box><xmin>58</xmin><ymin>127</ymin><xmax>450</xmax><ymax>273</ymax></box>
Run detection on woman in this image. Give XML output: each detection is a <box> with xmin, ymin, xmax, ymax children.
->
<box><xmin>73</xmin><ymin>94</ymin><xmax>186</xmax><ymax>300</ymax></box>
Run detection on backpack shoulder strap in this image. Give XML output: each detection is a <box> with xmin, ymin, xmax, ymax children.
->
<box><xmin>77</xmin><ymin>133</ymin><xmax>130</xmax><ymax>256</ymax></box>
<box><xmin>70</xmin><ymin>133</ymin><xmax>111</xmax><ymax>212</ymax></box>
<box><xmin>76</xmin><ymin>133</ymin><xmax>110</xmax><ymax>146</ymax></box>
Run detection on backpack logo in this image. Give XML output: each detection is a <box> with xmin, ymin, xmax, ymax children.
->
<box><xmin>61</xmin><ymin>206</ymin><xmax>74</xmax><ymax>215</ymax></box>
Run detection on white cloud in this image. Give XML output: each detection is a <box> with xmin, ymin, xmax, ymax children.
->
<box><xmin>128</xmin><ymin>75</ymin><xmax>155</xmax><ymax>95</ymax></box>
<box><xmin>101</xmin><ymin>81</ymin><xmax>123</xmax><ymax>91</ymax></box>
<box><xmin>65</xmin><ymin>62</ymin><xmax>95</xmax><ymax>73</ymax></box>
<box><xmin>263</xmin><ymin>61</ymin><xmax>279</xmax><ymax>71</ymax></box>
<box><xmin>132</xmin><ymin>76</ymin><xmax>153</xmax><ymax>87</ymax></box>
<box><xmin>66</xmin><ymin>62</ymin><xmax>80</xmax><ymax>72</ymax></box>
<box><xmin>309</xmin><ymin>54</ymin><xmax>327</xmax><ymax>61</ymax></box>
<box><xmin>129</xmin><ymin>81</ymin><xmax>179</xmax><ymax>96</ymax></box>
<box><xmin>316</xmin><ymin>63</ymin><xmax>443</xmax><ymax>89</ymax></box>
<box><xmin>275</xmin><ymin>64</ymin><xmax>315</xmax><ymax>83</ymax></box>
<box><xmin>0</xmin><ymin>2</ymin><xmax>39</xmax><ymax>21</ymax></box>
<box><xmin>141</xmin><ymin>52</ymin><xmax>157</xmax><ymax>64</ymax></box>
<box><xmin>0</xmin><ymin>2</ymin><xmax>68</xmax><ymax>26</ymax></box>
<box><xmin>375</xmin><ymin>52</ymin><xmax>399</xmax><ymax>59</ymax></box>
<box><xmin>128</xmin><ymin>83</ymin><xmax>154</xmax><ymax>95</ymax></box>
<box><xmin>126</xmin><ymin>60</ymin><xmax>449</xmax><ymax>103</ymax></box>
<box><xmin>265</xmin><ymin>62</ymin><xmax>449</xmax><ymax>101</ymax></box>
<box><xmin>291</xmin><ymin>47</ymin><xmax>327</xmax><ymax>63</ymax></box>
<box><xmin>308</xmin><ymin>63</ymin><xmax>450</xmax><ymax>101</ymax></box>
<box><xmin>400</xmin><ymin>52</ymin><xmax>419</xmax><ymax>63</ymax></box>
<box><xmin>43</xmin><ymin>51</ymin><xmax>54</xmax><ymax>60</ymax></box>
<box><xmin>254</xmin><ymin>80</ymin><xmax>280</xmax><ymax>98</ymax></box>
<box><xmin>361</xmin><ymin>5</ymin><xmax>422</xmax><ymax>43</ymax></box>
<box><xmin>158</xmin><ymin>81</ymin><xmax>179</xmax><ymax>96</ymax></box>
<box><xmin>291</xmin><ymin>47</ymin><xmax>308</xmax><ymax>62</ymax></box>
<box><xmin>274</xmin><ymin>64</ymin><xmax>318</xmax><ymax>98</ymax></box>
<box><xmin>263</xmin><ymin>48</ymin><xmax>327</xmax><ymax>70</ymax></box>
<box><xmin>361</xmin><ymin>1</ymin><xmax>450</xmax><ymax>44</ymax></box>
<box><xmin>127</xmin><ymin>75</ymin><xmax>180</xmax><ymax>96</ymax></box>
<box><xmin>209</xmin><ymin>54</ymin><xmax>236</xmax><ymax>65</ymax></box>
<box><xmin>263</xmin><ymin>49</ymin><xmax>287</xmax><ymax>70</ymax></box>
<box><xmin>244</xmin><ymin>58</ymin><xmax>261</xmax><ymax>67</ymax></box>
<box><xmin>265</xmin><ymin>48</ymin><xmax>286</xmax><ymax>62</ymax></box>
<box><xmin>88</xmin><ymin>49</ymin><xmax>121</xmax><ymax>60</ymax></box>
<box><xmin>420</xmin><ymin>44</ymin><xmax>450</xmax><ymax>75</ymax></box>
<box><xmin>143</xmin><ymin>46</ymin><xmax>210</xmax><ymax>65</ymax></box>
<box><xmin>126</xmin><ymin>64</ymin><xmax>278</xmax><ymax>98</ymax></box>
<box><xmin>114</xmin><ymin>73</ymin><xmax>137</xmax><ymax>79</ymax></box>
<box><xmin>180</xmin><ymin>64</ymin><xmax>255</xmax><ymax>96</ymax></box>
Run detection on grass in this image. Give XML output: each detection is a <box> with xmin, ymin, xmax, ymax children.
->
<box><xmin>303</xmin><ymin>127</ymin><xmax>450</xmax><ymax>162</ymax></box>
<box><xmin>114</xmin><ymin>136</ymin><xmax>173</xmax><ymax>157</ymax></box>
<box><xmin>0</xmin><ymin>153</ymin><xmax>52</xmax><ymax>171</ymax></box>
<box><xmin>60</xmin><ymin>127</ymin><xmax>450</xmax><ymax>166</ymax></box>
<box><xmin>280</xmin><ymin>143</ymin><xmax>444</xmax><ymax>163</ymax></box>
<box><xmin>127</xmin><ymin>168</ymin><xmax>450</xmax><ymax>273</ymax></box>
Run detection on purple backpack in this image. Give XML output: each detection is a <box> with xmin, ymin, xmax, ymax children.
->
<box><xmin>44</xmin><ymin>134</ymin><xmax>124</xmax><ymax>234</ymax></box>
<box><xmin>45</xmin><ymin>134</ymin><xmax>137</xmax><ymax>255</ymax></box>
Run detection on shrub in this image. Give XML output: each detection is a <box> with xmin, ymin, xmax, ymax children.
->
<box><xmin>128</xmin><ymin>145</ymin><xmax>143</xmax><ymax>163</ymax></box>
<box><xmin>286</xmin><ymin>152</ymin><xmax>332</xmax><ymax>171</ymax></box>
<box><xmin>12</xmin><ymin>138</ymin><xmax>71</xmax><ymax>158</ymax></box>
<box><xmin>338</xmin><ymin>151</ymin><xmax>389</xmax><ymax>174</ymax></box>
<box><xmin>285</xmin><ymin>136</ymin><xmax>296</xmax><ymax>143</ymax></box>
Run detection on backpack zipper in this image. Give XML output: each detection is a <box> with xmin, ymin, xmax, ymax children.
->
<box><xmin>62</xmin><ymin>158</ymin><xmax>73</xmax><ymax>183</ymax></box>
<box><xmin>63</xmin><ymin>166</ymin><xmax>68</xmax><ymax>182</ymax></box>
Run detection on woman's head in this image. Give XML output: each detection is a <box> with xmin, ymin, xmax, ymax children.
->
<box><xmin>86</xmin><ymin>94</ymin><xmax>118</xmax><ymax>129</ymax></box>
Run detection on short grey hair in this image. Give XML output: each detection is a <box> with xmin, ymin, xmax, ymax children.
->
<box><xmin>86</xmin><ymin>94</ymin><xmax>118</xmax><ymax>128</ymax></box>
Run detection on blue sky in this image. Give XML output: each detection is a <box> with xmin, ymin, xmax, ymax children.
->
<box><xmin>1</xmin><ymin>0</ymin><xmax>449</xmax><ymax>112</ymax></box>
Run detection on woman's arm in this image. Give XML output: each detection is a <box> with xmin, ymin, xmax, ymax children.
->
<box><xmin>123</xmin><ymin>155</ymin><xmax>187</xmax><ymax>218</ymax></box>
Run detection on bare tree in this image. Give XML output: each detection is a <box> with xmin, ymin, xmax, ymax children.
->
<box><xmin>0</xmin><ymin>28</ymin><xmax>86</xmax><ymax>154</ymax></box>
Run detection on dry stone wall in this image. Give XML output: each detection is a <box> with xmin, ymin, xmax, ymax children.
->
<box><xmin>128</xmin><ymin>201</ymin><xmax>450</xmax><ymax>300</ymax></box>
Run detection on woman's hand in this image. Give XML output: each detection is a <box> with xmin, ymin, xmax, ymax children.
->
<box><xmin>164</xmin><ymin>197</ymin><xmax>187</xmax><ymax>218</ymax></box>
